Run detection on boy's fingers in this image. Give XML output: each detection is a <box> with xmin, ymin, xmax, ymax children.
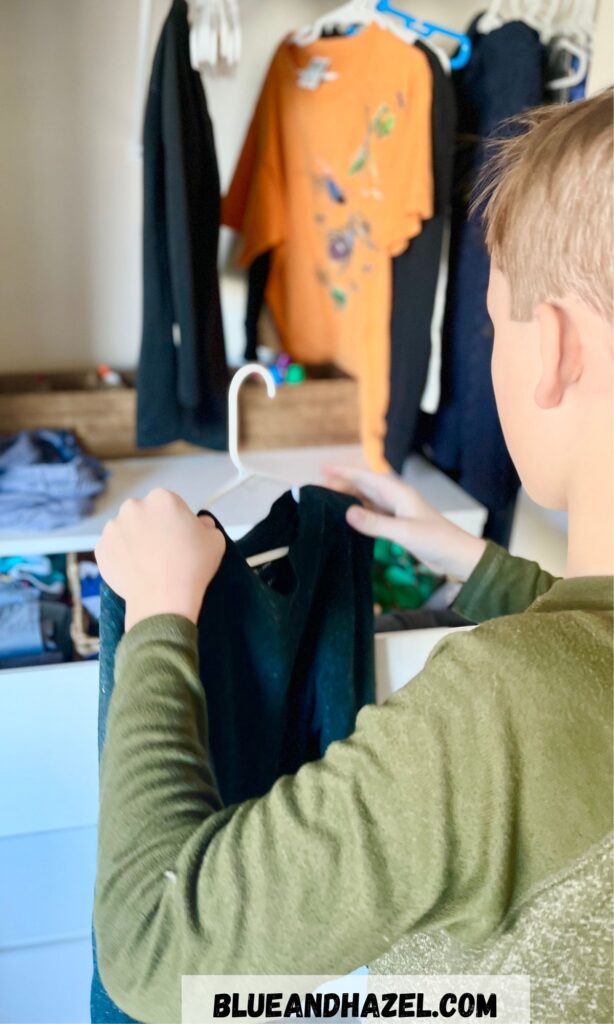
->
<box><xmin>346</xmin><ymin>505</ymin><xmax>411</xmax><ymax>548</ymax></box>
<box><xmin>323</xmin><ymin>464</ymin><xmax>385</xmax><ymax>488</ymax></box>
<box><xmin>324</xmin><ymin>474</ymin><xmax>368</xmax><ymax>506</ymax></box>
<box><xmin>323</xmin><ymin>465</ymin><xmax>399</xmax><ymax>513</ymax></box>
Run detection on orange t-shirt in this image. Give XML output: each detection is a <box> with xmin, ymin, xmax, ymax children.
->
<box><xmin>223</xmin><ymin>25</ymin><xmax>433</xmax><ymax>470</ymax></box>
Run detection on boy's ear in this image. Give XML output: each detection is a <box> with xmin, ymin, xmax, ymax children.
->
<box><xmin>534</xmin><ymin>302</ymin><xmax>583</xmax><ymax>409</ymax></box>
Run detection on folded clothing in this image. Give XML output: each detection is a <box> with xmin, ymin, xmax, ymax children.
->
<box><xmin>0</xmin><ymin>554</ymin><xmax>67</xmax><ymax>595</ymax></box>
<box><xmin>0</xmin><ymin>598</ymin><xmax>72</xmax><ymax>661</ymax></box>
<box><xmin>0</xmin><ymin>650</ymin><xmax>65</xmax><ymax>669</ymax></box>
<box><xmin>0</xmin><ymin>581</ymin><xmax>40</xmax><ymax>607</ymax></box>
<box><xmin>0</xmin><ymin>601</ymin><xmax>42</xmax><ymax>657</ymax></box>
<box><xmin>79</xmin><ymin>561</ymin><xmax>101</xmax><ymax>623</ymax></box>
<box><xmin>375</xmin><ymin>607</ymin><xmax>472</xmax><ymax>633</ymax></box>
<box><xmin>0</xmin><ymin>429</ymin><xmax>108</xmax><ymax>531</ymax></box>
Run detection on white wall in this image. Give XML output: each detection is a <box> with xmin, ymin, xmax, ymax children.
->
<box><xmin>0</xmin><ymin>1</ymin><xmax>611</xmax><ymax>374</ymax></box>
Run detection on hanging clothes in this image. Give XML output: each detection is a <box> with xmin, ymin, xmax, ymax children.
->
<box><xmin>137</xmin><ymin>0</ymin><xmax>228</xmax><ymax>450</ymax></box>
<box><xmin>91</xmin><ymin>485</ymin><xmax>375</xmax><ymax>1023</ymax></box>
<box><xmin>242</xmin><ymin>40</ymin><xmax>455</xmax><ymax>472</ymax></box>
<box><xmin>417</xmin><ymin>18</ymin><xmax>546</xmax><ymax>546</ymax></box>
<box><xmin>385</xmin><ymin>42</ymin><xmax>456</xmax><ymax>471</ymax></box>
<box><xmin>223</xmin><ymin>24</ymin><xmax>434</xmax><ymax>471</ymax></box>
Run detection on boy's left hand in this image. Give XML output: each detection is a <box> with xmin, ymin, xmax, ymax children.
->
<box><xmin>95</xmin><ymin>489</ymin><xmax>226</xmax><ymax>632</ymax></box>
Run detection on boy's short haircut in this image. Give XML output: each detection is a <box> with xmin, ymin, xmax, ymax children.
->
<box><xmin>477</xmin><ymin>87</ymin><xmax>613</xmax><ymax>322</ymax></box>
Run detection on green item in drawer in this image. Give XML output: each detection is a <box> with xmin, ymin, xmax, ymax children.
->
<box><xmin>372</xmin><ymin>538</ymin><xmax>444</xmax><ymax>612</ymax></box>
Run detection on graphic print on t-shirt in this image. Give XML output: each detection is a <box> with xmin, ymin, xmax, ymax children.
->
<box><xmin>310</xmin><ymin>98</ymin><xmax>406</xmax><ymax>313</ymax></box>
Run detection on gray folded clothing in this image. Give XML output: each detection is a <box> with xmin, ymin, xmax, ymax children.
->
<box><xmin>0</xmin><ymin>429</ymin><xmax>108</xmax><ymax>531</ymax></box>
<box><xmin>0</xmin><ymin>594</ymin><xmax>73</xmax><ymax>660</ymax></box>
<box><xmin>374</xmin><ymin>607</ymin><xmax>473</xmax><ymax>633</ymax></box>
<box><xmin>0</xmin><ymin>650</ymin><xmax>65</xmax><ymax>669</ymax></box>
<box><xmin>0</xmin><ymin>601</ymin><xmax>43</xmax><ymax>657</ymax></box>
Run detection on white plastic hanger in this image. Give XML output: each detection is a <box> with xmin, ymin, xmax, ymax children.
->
<box><xmin>546</xmin><ymin>35</ymin><xmax>590</xmax><ymax>88</ymax></box>
<box><xmin>204</xmin><ymin>364</ymin><xmax>299</xmax><ymax>568</ymax></box>
<box><xmin>478</xmin><ymin>0</ymin><xmax>553</xmax><ymax>37</ymax></box>
<box><xmin>477</xmin><ymin>0</ymin><xmax>505</xmax><ymax>34</ymax></box>
<box><xmin>291</xmin><ymin>1</ymin><xmax>472</xmax><ymax>69</ymax></box>
<box><xmin>478</xmin><ymin>0</ymin><xmax>543</xmax><ymax>35</ymax></box>
<box><xmin>560</xmin><ymin>0</ymin><xmax>596</xmax><ymax>48</ymax></box>
<box><xmin>132</xmin><ymin>0</ymin><xmax>241</xmax><ymax>155</ymax></box>
<box><xmin>478</xmin><ymin>0</ymin><xmax>594</xmax><ymax>48</ymax></box>
<box><xmin>189</xmin><ymin>0</ymin><xmax>242</xmax><ymax>73</ymax></box>
<box><xmin>291</xmin><ymin>0</ymin><xmax>418</xmax><ymax>48</ymax></box>
<box><xmin>477</xmin><ymin>2</ymin><xmax>591</xmax><ymax>86</ymax></box>
<box><xmin>540</xmin><ymin>0</ymin><xmax>561</xmax><ymax>41</ymax></box>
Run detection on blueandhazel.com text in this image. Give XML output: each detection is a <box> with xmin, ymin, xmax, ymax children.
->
<box><xmin>212</xmin><ymin>989</ymin><xmax>498</xmax><ymax>1019</ymax></box>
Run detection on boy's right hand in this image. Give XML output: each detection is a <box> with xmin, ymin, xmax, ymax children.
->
<box><xmin>323</xmin><ymin>465</ymin><xmax>487</xmax><ymax>582</ymax></box>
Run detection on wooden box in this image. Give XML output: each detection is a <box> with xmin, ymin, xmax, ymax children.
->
<box><xmin>0</xmin><ymin>369</ymin><xmax>360</xmax><ymax>460</ymax></box>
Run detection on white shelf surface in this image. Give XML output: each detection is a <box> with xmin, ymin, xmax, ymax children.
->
<box><xmin>0</xmin><ymin>446</ymin><xmax>486</xmax><ymax>557</ymax></box>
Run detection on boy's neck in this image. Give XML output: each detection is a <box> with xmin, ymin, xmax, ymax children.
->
<box><xmin>566</xmin><ymin>472</ymin><xmax>614</xmax><ymax>578</ymax></box>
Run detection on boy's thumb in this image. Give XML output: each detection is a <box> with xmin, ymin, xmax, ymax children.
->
<box><xmin>346</xmin><ymin>504</ymin><xmax>409</xmax><ymax>547</ymax></box>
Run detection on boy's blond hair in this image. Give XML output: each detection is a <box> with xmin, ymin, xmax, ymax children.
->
<box><xmin>478</xmin><ymin>87</ymin><xmax>613</xmax><ymax>322</ymax></box>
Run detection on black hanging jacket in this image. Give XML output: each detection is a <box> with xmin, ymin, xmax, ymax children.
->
<box><xmin>137</xmin><ymin>0</ymin><xmax>228</xmax><ymax>449</ymax></box>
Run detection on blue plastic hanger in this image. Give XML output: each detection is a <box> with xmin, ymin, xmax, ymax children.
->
<box><xmin>375</xmin><ymin>0</ymin><xmax>472</xmax><ymax>69</ymax></box>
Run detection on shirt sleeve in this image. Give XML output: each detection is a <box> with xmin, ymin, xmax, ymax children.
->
<box><xmin>221</xmin><ymin>50</ymin><xmax>286</xmax><ymax>266</ymax></box>
<box><xmin>95</xmin><ymin>613</ymin><xmax>524</xmax><ymax>1023</ymax></box>
<box><xmin>453</xmin><ymin>541</ymin><xmax>560</xmax><ymax>622</ymax></box>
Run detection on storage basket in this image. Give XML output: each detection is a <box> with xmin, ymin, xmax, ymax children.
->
<box><xmin>66</xmin><ymin>552</ymin><xmax>100</xmax><ymax>658</ymax></box>
<box><xmin>0</xmin><ymin>368</ymin><xmax>360</xmax><ymax>459</ymax></box>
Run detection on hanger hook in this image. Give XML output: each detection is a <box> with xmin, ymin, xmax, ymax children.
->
<box><xmin>228</xmin><ymin>364</ymin><xmax>277</xmax><ymax>476</ymax></box>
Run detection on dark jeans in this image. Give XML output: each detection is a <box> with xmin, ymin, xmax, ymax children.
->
<box><xmin>91</xmin><ymin>588</ymin><xmax>139</xmax><ymax>1024</ymax></box>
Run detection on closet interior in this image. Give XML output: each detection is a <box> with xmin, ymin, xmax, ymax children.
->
<box><xmin>0</xmin><ymin>1</ymin><xmax>609</xmax><ymax>1021</ymax></box>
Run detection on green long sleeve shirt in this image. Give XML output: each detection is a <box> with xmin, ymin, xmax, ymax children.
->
<box><xmin>94</xmin><ymin>543</ymin><xmax>613</xmax><ymax>1024</ymax></box>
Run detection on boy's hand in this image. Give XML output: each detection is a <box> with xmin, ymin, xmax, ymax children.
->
<box><xmin>95</xmin><ymin>489</ymin><xmax>226</xmax><ymax>631</ymax></box>
<box><xmin>323</xmin><ymin>465</ymin><xmax>486</xmax><ymax>582</ymax></box>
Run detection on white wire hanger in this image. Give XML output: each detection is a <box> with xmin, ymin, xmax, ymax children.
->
<box><xmin>204</xmin><ymin>364</ymin><xmax>300</xmax><ymax>568</ymax></box>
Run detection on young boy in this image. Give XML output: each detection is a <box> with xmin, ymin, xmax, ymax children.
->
<box><xmin>94</xmin><ymin>90</ymin><xmax>613</xmax><ymax>1024</ymax></box>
